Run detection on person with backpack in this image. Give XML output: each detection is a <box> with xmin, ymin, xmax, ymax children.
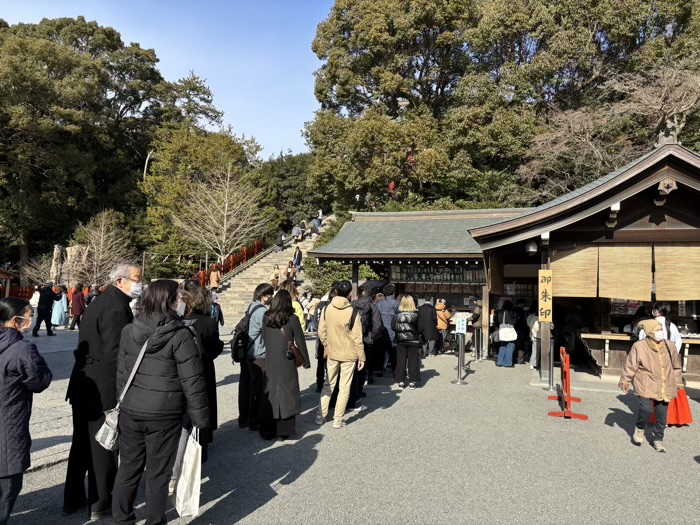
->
<box><xmin>316</xmin><ymin>281</ymin><xmax>365</xmax><ymax>429</ymax></box>
<box><xmin>351</xmin><ymin>286</ymin><xmax>383</xmax><ymax>390</ymax></box>
<box><xmin>210</xmin><ymin>293</ymin><xmax>224</xmax><ymax>327</ymax></box>
<box><xmin>237</xmin><ymin>283</ymin><xmax>274</xmax><ymax>436</ymax></box>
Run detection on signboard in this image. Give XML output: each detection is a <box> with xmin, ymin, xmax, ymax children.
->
<box><xmin>538</xmin><ymin>270</ymin><xmax>553</xmax><ymax>322</ymax></box>
<box><xmin>389</xmin><ymin>263</ymin><xmax>485</xmax><ymax>284</ymax></box>
<box><xmin>455</xmin><ymin>317</ymin><xmax>467</xmax><ymax>335</ymax></box>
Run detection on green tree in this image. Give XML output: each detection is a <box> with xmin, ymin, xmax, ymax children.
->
<box><xmin>0</xmin><ymin>17</ymin><xmax>164</xmax><ymax>267</ymax></box>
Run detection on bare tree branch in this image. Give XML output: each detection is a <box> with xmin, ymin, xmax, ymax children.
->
<box><xmin>172</xmin><ymin>162</ymin><xmax>270</xmax><ymax>264</ymax></box>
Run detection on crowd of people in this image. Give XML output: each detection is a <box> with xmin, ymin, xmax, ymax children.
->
<box><xmin>0</xmin><ymin>259</ymin><xmax>692</xmax><ymax>524</ymax></box>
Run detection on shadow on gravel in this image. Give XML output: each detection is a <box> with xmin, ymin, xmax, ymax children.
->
<box><xmin>694</xmin><ymin>455</ymin><xmax>700</xmax><ymax>464</ymax></box>
<box><xmin>182</xmin><ymin>430</ymin><xmax>323</xmax><ymax>525</ymax></box>
<box><xmin>604</xmin><ymin>394</ymin><xmax>637</xmax><ymax>436</ymax></box>
<box><xmin>31</xmin><ymin>434</ymin><xmax>72</xmax><ymax>453</ymax></box>
<box><xmin>216</xmin><ymin>373</ymin><xmax>239</xmax><ymax>387</ymax></box>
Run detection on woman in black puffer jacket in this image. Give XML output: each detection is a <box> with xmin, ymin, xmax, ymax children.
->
<box><xmin>391</xmin><ymin>295</ymin><xmax>421</xmax><ymax>389</ymax></box>
<box><xmin>112</xmin><ymin>280</ymin><xmax>208</xmax><ymax>525</ymax></box>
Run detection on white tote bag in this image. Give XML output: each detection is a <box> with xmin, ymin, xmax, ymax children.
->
<box><xmin>174</xmin><ymin>428</ymin><xmax>202</xmax><ymax>517</ymax></box>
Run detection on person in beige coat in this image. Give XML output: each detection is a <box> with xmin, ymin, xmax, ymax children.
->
<box><xmin>619</xmin><ymin>319</ymin><xmax>683</xmax><ymax>452</ymax></box>
<box><xmin>316</xmin><ymin>280</ymin><xmax>365</xmax><ymax>429</ymax></box>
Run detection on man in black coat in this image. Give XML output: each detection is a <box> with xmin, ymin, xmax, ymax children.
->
<box><xmin>63</xmin><ymin>263</ymin><xmax>142</xmax><ymax>521</ymax></box>
<box><xmin>418</xmin><ymin>297</ymin><xmax>439</xmax><ymax>357</ymax></box>
<box><xmin>351</xmin><ymin>286</ymin><xmax>383</xmax><ymax>396</ymax></box>
<box><xmin>32</xmin><ymin>282</ymin><xmax>61</xmax><ymax>336</ymax></box>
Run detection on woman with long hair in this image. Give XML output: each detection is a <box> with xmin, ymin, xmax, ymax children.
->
<box><xmin>51</xmin><ymin>285</ymin><xmax>69</xmax><ymax>329</ymax></box>
<box><xmin>261</xmin><ymin>290</ymin><xmax>310</xmax><ymax>439</ymax></box>
<box><xmin>279</xmin><ymin>279</ymin><xmax>306</xmax><ymax>330</ymax></box>
<box><xmin>285</xmin><ymin>261</ymin><xmax>297</xmax><ymax>282</ymax></box>
<box><xmin>392</xmin><ymin>295</ymin><xmax>421</xmax><ymax>389</ymax></box>
<box><xmin>111</xmin><ymin>280</ymin><xmax>208</xmax><ymax>525</ymax></box>
<box><xmin>0</xmin><ymin>298</ymin><xmax>52</xmax><ymax>525</ymax></box>
<box><xmin>183</xmin><ymin>281</ymin><xmax>224</xmax><ymax>441</ymax></box>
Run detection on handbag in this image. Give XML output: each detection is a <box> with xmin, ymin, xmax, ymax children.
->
<box><xmin>174</xmin><ymin>428</ymin><xmax>202</xmax><ymax>517</ymax></box>
<box><xmin>280</xmin><ymin>327</ymin><xmax>305</xmax><ymax>367</ymax></box>
<box><xmin>497</xmin><ymin>312</ymin><xmax>518</xmax><ymax>342</ymax></box>
<box><xmin>94</xmin><ymin>339</ymin><xmax>149</xmax><ymax>451</ymax></box>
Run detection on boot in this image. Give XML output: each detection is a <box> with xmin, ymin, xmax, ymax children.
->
<box><xmin>632</xmin><ymin>428</ymin><xmax>645</xmax><ymax>446</ymax></box>
<box><xmin>653</xmin><ymin>440</ymin><xmax>666</xmax><ymax>453</ymax></box>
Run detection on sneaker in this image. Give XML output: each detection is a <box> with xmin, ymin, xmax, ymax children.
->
<box><xmin>398</xmin><ymin>382</ymin><xmax>405</xmax><ymax>389</ymax></box>
<box><xmin>168</xmin><ymin>480</ymin><xmax>176</xmax><ymax>496</ymax></box>
<box><xmin>653</xmin><ymin>440</ymin><xmax>666</xmax><ymax>453</ymax></box>
<box><xmin>632</xmin><ymin>428</ymin><xmax>645</xmax><ymax>446</ymax></box>
<box><xmin>332</xmin><ymin>419</ymin><xmax>345</xmax><ymax>429</ymax></box>
<box><xmin>409</xmin><ymin>383</ymin><xmax>416</xmax><ymax>390</ymax></box>
<box><xmin>314</xmin><ymin>413</ymin><xmax>324</xmax><ymax>425</ymax></box>
<box><xmin>350</xmin><ymin>404</ymin><xmax>368</xmax><ymax>412</ymax></box>
<box><xmin>529</xmin><ymin>365</ymin><xmax>535</xmax><ymax>370</ymax></box>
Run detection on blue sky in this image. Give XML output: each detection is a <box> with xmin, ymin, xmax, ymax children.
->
<box><xmin>2</xmin><ymin>0</ymin><xmax>335</xmax><ymax>157</ymax></box>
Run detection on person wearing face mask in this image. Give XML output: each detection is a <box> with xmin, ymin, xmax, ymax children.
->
<box><xmin>63</xmin><ymin>263</ymin><xmax>142</xmax><ymax>521</ymax></box>
<box><xmin>0</xmin><ymin>298</ymin><xmax>52</xmax><ymax>525</ymax></box>
<box><xmin>619</xmin><ymin>319</ymin><xmax>683</xmax><ymax>453</ymax></box>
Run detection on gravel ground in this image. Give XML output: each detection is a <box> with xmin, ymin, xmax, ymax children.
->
<box><xmin>12</xmin><ymin>340</ymin><xmax>700</xmax><ymax>525</ymax></box>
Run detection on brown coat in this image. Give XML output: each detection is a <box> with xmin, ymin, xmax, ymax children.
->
<box><xmin>619</xmin><ymin>338</ymin><xmax>682</xmax><ymax>402</ymax></box>
<box><xmin>436</xmin><ymin>304</ymin><xmax>452</xmax><ymax>330</ymax></box>
<box><xmin>209</xmin><ymin>270</ymin><xmax>221</xmax><ymax>288</ymax></box>
<box><xmin>318</xmin><ymin>297</ymin><xmax>365</xmax><ymax>362</ymax></box>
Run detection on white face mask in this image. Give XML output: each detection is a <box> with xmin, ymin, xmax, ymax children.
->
<box><xmin>653</xmin><ymin>331</ymin><xmax>665</xmax><ymax>342</ymax></box>
<box><xmin>128</xmin><ymin>282</ymin><xmax>143</xmax><ymax>299</ymax></box>
<box><xmin>176</xmin><ymin>302</ymin><xmax>186</xmax><ymax>317</ymax></box>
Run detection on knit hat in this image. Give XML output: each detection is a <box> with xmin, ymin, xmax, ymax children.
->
<box><xmin>638</xmin><ymin>319</ymin><xmax>662</xmax><ymax>336</ymax></box>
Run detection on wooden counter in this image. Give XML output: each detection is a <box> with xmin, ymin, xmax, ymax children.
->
<box><xmin>580</xmin><ymin>333</ymin><xmax>700</xmax><ymax>379</ymax></box>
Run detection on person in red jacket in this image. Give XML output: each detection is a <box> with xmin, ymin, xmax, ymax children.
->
<box><xmin>69</xmin><ymin>283</ymin><xmax>86</xmax><ymax>330</ymax></box>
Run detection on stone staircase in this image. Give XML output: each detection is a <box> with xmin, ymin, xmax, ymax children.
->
<box><xmin>216</xmin><ymin>220</ymin><xmax>332</xmax><ymax>333</ymax></box>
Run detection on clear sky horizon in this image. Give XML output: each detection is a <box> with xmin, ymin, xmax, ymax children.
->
<box><xmin>2</xmin><ymin>0</ymin><xmax>335</xmax><ymax>158</ymax></box>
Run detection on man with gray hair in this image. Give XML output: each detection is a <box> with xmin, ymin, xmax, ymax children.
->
<box><xmin>63</xmin><ymin>263</ymin><xmax>142</xmax><ymax>521</ymax></box>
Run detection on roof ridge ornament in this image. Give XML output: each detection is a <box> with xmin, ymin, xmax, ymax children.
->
<box><xmin>655</xmin><ymin>124</ymin><xmax>680</xmax><ymax>147</ymax></box>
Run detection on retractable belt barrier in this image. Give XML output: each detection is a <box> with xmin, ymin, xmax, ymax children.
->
<box><xmin>548</xmin><ymin>347</ymin><xmax>588</xmax><ymax>421</ymax></box>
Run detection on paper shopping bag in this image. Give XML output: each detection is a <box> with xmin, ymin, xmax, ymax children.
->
<box><xmin>174</xmin><ymin>428</ymin><xmax>202</xmax><ymax>517</ymax></box>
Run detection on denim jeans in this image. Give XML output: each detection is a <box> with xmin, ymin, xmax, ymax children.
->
<box><xmin>497</xmin><ymin>342</ymin><xmax>516</xmax><ymax>366</ymax></box>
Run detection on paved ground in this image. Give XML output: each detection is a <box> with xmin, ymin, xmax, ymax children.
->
<box><xmin>13</xmin><ymin>334</ymin><xmax>700</xmax><ymax>525</ymax></box>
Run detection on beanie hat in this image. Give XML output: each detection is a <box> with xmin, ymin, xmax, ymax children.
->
<box><xmin>638</xmin><ymin>319</ymin><xmax>662</xmax><ymax>336</ymax></box>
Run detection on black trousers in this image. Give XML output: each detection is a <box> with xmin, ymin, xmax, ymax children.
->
<box><xmin>0</xmin><ymin>473</ymin><xmax>23</xmax><ymax>525</ymax></box>
<box><xmin>316</xmin><ymin>355</ymin><xmax>326</xmax><ymax>389</ymax></box>
<box><xmin>32</xmin><ymin>307</ymin><xmax>53</xmax><ymax>335</ymax></box>
<box><xmin>238</xmin><ymin>358</ymin><xmax>267</xmax><ymax>430</ymax></box>
<box><xmin>637</xmin><ymin>396</ymin><xmax>669</xmax><ymax>441</ymax></box>
<box><xmin>395</xmin><ymin>343</ymin><xmax>421</xmax><ymax>384</ymax></box>
<box><xmin>112</xmin><ymin>412</ymin><xmax>181</xmax><ymax>525</ymax></box>
<box><xmin>69</xmin><ymin>315</ymin><xmax>81</xmax><ymax>330</ymax></box>
<box><xmin>63</xmin><ymin>407</ymin><xmax>118</xmax><ymax>514</ymax></box>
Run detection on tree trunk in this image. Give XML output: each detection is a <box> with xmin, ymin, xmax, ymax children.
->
<box><xmin>19</xmin><ymin>234</ymin><xmax>29</xmax><ymax>286</ymax></box>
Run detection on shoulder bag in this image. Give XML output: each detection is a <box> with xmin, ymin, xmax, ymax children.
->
<box><xmin>497</xmin><ymin>312</ymin><xmax>518</xmax><ymax>343</ymax></box>
<box><xmin>280</xmin><ymin>326</ymin><xmax>305</xmax><ymax>368</ymax></box>
<box><xmin>95</xmin><ymin>339</ymin><xmax>149</xmax><ymax>451</ymax></box>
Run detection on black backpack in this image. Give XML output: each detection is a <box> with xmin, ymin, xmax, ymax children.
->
<box><xmin>313</xmin><ymin>300</ymin><xmax>330</xmax><ymax>328</ymax></box>
<box><xmin>351</xmin><ymin>300</ymin><xmax>374</xmax><ymax>345</ymax></box>
<box><xmin>231</xmin><ymin>303</ymin><xmax>265</xmax><ymax>363</ymax></box>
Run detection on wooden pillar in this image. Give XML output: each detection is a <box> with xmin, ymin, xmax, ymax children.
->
<box><xmin>540</xmin><ymin>246</ymin><xmax>552</xmax><ymax>384</ymax></box>
<box><xmin>481</xmin><ymin>285</ymin><xmax>490</xmax><ymax>359</ymax></box>
<box><xmin>351</xmin><ymin>261</ymin><xmax>359</xmax><ymax>300</ymax></box>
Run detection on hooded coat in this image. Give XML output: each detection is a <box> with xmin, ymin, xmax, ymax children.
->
<box><xmin>0</xmin><ymin>328</ymin><xmax>52</xmax><ymax>477</ymax></box>
<box><xmin>116</xmin><ymin>313</ymin><xmax>209</xmax><ymax>428</ymax></box>
<box><xmin>318</xmin><ymin>296</ymin><xmax>365</xmax><ymax>362</ymax></box>
<box><xmin>261</xmin><ymin>314</ymin><xmax>310</xmax><ymax>420</ymax></box>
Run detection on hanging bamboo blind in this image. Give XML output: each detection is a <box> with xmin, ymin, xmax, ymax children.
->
<box><xmin>598</xmin><ymin>244</ymin><xmax>652</xmax><ymax>300</ymax></box>
<box><xmin>551</xmin><ymin>246</ymin><xmax>599</xmax><ymax>297</ymax></box>
<box><xmin>654</xmin><ymin>243</ymin><xmax>700</xmax><ymax>300</ymax></box>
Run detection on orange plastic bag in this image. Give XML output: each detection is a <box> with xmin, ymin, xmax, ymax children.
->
<box><xmin>649</xmin><ymin>389</ymin><xmax>693</xmax><ymax>426</ymax></box>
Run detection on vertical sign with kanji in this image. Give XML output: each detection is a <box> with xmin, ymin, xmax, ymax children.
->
<box><xmin>538</xmin><ymin>270</ymin><xmax>553</xmax><ymax>322</ymax></box>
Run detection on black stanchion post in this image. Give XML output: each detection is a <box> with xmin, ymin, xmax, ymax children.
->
<box><xmin>451</xmin><ymin>333</ymin><xmax>468</xmax><ymax>386</ymax></box>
